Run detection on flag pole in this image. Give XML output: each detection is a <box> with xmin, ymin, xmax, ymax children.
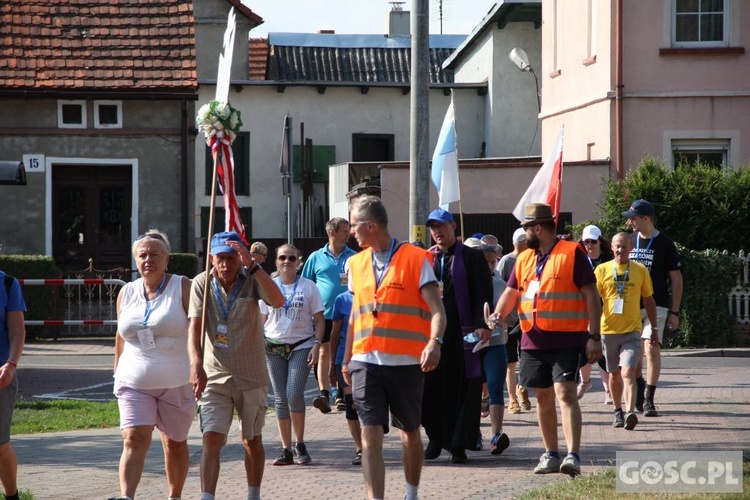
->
<box><xmin>451</xmin><ymin>91</ymin><xmax>465</xmax><ymax>241</ymax></box>
<box><xmin>199</xmin><ymin>146</ymin><xmax>221</xmax><ymax>354</ymax></box>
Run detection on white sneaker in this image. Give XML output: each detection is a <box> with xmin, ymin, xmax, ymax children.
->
<box><xmin>604</xmin><ymin>391</ymin><xmax>613</xmax><ymax>405</ymax></box>
<box><xmin>576</xmin><ymin>380</ymin><xmax>591</xmax><ymax>400</ymax></box>
<box><xmin>533</xmin><ymin>453</ymin><xmax>562</xmax><ymax>474</ymax></box>
<box><xmin>560</xmin><ymin>454</ymin><xmax>581</xmax><ymax>477</ymax></box>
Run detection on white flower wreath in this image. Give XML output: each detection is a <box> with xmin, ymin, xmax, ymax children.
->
<box><xmin>196</xmin><ymin>100</ymin><xmax>243</xmax><ymax>145</ymax></box>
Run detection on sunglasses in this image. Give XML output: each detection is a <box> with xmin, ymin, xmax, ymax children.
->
<box><xmin>583</xmin><ymin>239</ymin><xmax>599</xmax><ymax>245</ymax></box>
<box><xmin>277</xmin><ymin>254</ymin><xmax>298</xmax><ymax>262</ymax></box>
<box><xmin>136</xmin><ymin>233</ymin><xmax>165</xmax><ymax>242</ymax></box>
<box><xmin>349</xmin><ymin>220</ymin><xmax>371</xmax><ymax>228</ymax></box>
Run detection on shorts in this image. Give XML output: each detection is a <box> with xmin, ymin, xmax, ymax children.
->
<box><xmin>519</xmin><ymin>346</ymin><xmax>584</xmax><ymax>389</ymax></box>
<box><xmin>349</xmin><ymin>361</ymin><xmax>423</xmax><ymax>432</ymax></box>
<box><xmin>322</xmin><ymin>319</ymin><xmax>333</xmax><ymax>343</ymax></box>
<box><xmin>641</xmin><ymin>306</ymin><xmax>669</xmax><ymax>344</ymax></box>
<box><xmin>115</xmin><ymin>381</ymin><xmax>196</xmax><ymax>442</ymax></box>
<box><xmin>198</xmin><ymin>383</ymin><xmax>268</xmax><ymax>440</ymax></box>
<box><xmin>506</xmin><ymin>323</ymin><xmax>520</xmax><ymax>363</ymax></box>
<box><xmin>0</xmin><ymin>374</ymin><xmax>18</xmax><ymax>445</ymax></box>
<box><xmin>602</xmin><ymin>331</ymin><xmax>642</xmax><ymax>372</ymax></box>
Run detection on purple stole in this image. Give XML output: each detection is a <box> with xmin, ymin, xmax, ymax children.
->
<box><xmin>451</xmin><ymin>241</ymin><xmax>482</xmax><ymax>379</ymax></box>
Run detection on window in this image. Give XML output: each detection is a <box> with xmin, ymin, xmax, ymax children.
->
<box><xmin>200</xmin><ymin>206</ymin><xmax>252</xmax><ymax>238</ymax></box>
<box><xmin>352</xmin><ymin>134</ymin><xmax>394</xmax><ymax>162</ymax></box>
<box><xmin>58</xmin><ymin>100</ymin><xmax>87</xmax><ymax>128</ymax></box>
<box><xmin>672</xmin><ymin>139</ymin><xmax>728</xmax><ymax>170</ymax></box>
<box><xmin>94</xmin><ymin>100</ymin><xmax>122</xmax><ymax>128</ymax></box>
<box><xmin>204</xmin><ymin>132</ymin><xmax>250</xmax><ymax>195</ymax></box>
<box><xmin>673</xmin><ymin>0</ymin><xmax>727</xmax><ymax>47</ymax></box>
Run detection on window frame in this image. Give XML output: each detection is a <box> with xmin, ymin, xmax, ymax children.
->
<box><xmin>93</xmin><ymin>100</ymin><xmax>123</xmax><ymax>129</ymax></box>
<box><xmin>671</xmin><ymin>138</ymin><xmax>729</xmax><ymax>171</ymax></box>
<box><xmin>672</xmin><ymin>0</ymin><xmax>728</xmax><ymax>48</ymax></box>
<box><xmin>57</xmin><ymin>100</ymin><xmax>87</xmax><ymax>129</ymax></box>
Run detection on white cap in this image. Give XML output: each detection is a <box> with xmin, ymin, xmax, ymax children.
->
<box><xmin>581</xmin><ymin>225</ymin><xmax>602</xmax><ymax>241</ymax></box>
<box><xmin>512</xmin><ymin>228</ymin><xmax>527</xmax><ymax>244</ymax></box>
<box><xmin>463</xmin><ymin>237</ymin><xmax>483</xmax><ymax>248</ymax></box>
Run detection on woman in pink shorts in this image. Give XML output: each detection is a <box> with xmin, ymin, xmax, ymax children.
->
<box><xmin>110</xmin><ymin>230</ymin><xmax>195</xmax><ymax>500</ymax></box>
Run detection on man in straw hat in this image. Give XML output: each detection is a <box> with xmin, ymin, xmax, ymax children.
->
<box><xmin>490</xmin><ymin>203</ymin><xmax>602</xmax><ymax>477</ymax></box>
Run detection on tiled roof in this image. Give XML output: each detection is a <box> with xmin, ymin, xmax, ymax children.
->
<box><xmin>248</xmin><ymin>38</ymin><xmax>269</xmax><ymax>81</ymax></box>
<box><xmin>0</xmin><ymin>0</ymin><xmax>197</xmax><ymax>90</ymax></box>
<box><xmin>256</xmin><ymin>33</ymin><xmax>466</xmax><ymax>85</ymax></box>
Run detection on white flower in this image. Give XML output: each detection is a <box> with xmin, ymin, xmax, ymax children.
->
<box><xmin>197</xmin><ymin>103</ymin><xmax>211</xmax><ymax>124</ymax></box>
<box><xmin>216</xmin><ymin>102</ymin><xmax>230</xmax><ymax>120</ymax></box>
<box><xmin>229</xmin><ymin>111</ymin><xmax>239</xmax><ymax>129</ymax></box>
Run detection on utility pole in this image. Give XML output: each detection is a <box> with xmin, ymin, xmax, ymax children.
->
<box><xmin>409</xmin><ymin>0</ymin><xmax>430</xmax><ymax>246</ymax></box>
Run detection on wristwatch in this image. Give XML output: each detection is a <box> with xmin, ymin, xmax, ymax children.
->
<box><xmin>588</xmin><ymin>333</ymin><xmax>602</xmax><ymax>341</ymax></box>
<box><xmin>431</xmin><ymin>337</ymin><xmax>444</xmax><ymax>345</ymax></box>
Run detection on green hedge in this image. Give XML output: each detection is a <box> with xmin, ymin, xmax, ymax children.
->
<box><xmin>0</xmin><ymin>255</ymin><xmax>57</xmax><ymax>338</ymax></box>
<box><xmin>167</xmin><ymin>253</ymin><xmax>199</xmax><ymax>279</ymax></box>
<box><xmin>672</xmin><ymin>246</ymin><xmax>742</xmax><ymax>348</ymax></box>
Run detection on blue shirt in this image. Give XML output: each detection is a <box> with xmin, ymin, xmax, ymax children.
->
<box><xmin>301</xmin><ymin>243</ymin><xmax>356</xmax><ymax>319</ymax></box>
<box><xmin>331</xmin><ymin>291</ymin><xmax>353</xmax><ymax>365</ymax></box>
<box><xmin>0</xmin><ymin>271</ymin><xmax>27</xmax><ymax>364</ymax></box>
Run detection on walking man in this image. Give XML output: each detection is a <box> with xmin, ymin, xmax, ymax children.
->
<box><xmin>0</xmin><ymin>270</ymin><xmax>25</xmax><ymax>500</ymax></box>
<box><xmin>302</xmin><ymin>217</ymin><xmax>357</xmax><ymax>413</ymax></box>
<box><xmin>492</xmin><ymin>203</ymin><xmax>602</xmax><ymax>476</ymax></box>
<box><xmin>595</xmin><ymin>232</ymin><xmax>657</xmax><ymax>430</ymax></box>
<box><xmin>188</xmin><ymin>231</ymin><xmax>284</xmax><ymax>500</ymax></box>
<box><xmin>343</xmin><ymin>195</ymin><xmax>446</xmax><ymax>500</ymax></box>
<box><xmin>622</xmin><ymin>200</ymin><xmax>682</xmax><ymax>417</ymax></box>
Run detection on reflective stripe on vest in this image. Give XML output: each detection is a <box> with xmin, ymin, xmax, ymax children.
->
<box><xmin>516</xmin><ymin>240</ymin><xmax>589</xmax><ymax>332</ymax></box>
<box><xmin>350</xmin><ymin>244</ymin><xmax>431</xmax><ymax>357</ymax></box>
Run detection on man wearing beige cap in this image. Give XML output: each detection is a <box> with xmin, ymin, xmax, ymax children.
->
<box><xmin>491</xmin><ymin>203</ymin><xmax>602</xmax><ymax>477</ymax></box>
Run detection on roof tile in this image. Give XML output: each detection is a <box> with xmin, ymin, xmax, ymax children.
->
<box><xmin>0</xmin><ymin>0</ymin><xmax>198</xmax><ymax>90</ymax></box>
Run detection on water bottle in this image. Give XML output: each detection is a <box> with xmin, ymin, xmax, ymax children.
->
<box><xmin>463</xmin><ymin>332</ymin><xmax>480</xmax><ymax>344</ymax></box>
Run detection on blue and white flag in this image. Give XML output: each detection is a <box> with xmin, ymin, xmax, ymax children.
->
<box><xmin>431</xmin><ymin>103</ymin><xmax>460</xmax><ymax>211</ymax></box>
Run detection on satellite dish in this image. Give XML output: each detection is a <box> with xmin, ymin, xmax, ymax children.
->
<box><xmin>509</xmin><ymin>47</ymin><xmax>532</xmax><ymax>72</ymax></box>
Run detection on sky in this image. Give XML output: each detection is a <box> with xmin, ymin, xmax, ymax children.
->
<box><xmin>241</xmin><ymin>0</ymin><xmax>499</xmax><ymax>37</ymax></box>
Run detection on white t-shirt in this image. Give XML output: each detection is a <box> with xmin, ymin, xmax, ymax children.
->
<box><xmin>348</xmin><ymin>244</ymin><xmax>437</xmax><ymax>366</ymax></box>
<box><xmin>115</xmin><ymin>275</ymin><xmax>190</xmax><ymax>390</ymax></box>
<box><xmin>259</xmin><ymin>276</ymin><xmax>324</xmax><ymax>351</ymax></box>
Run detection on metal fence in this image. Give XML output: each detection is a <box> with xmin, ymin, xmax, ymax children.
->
<box><xmin>728</xmin><ymin>250</ymin><xmax>750</xmax><ymax>324</ymax></box>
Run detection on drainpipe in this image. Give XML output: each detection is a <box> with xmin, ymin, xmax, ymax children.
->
<box><xmin>614</xmin><ymin>0</ymin><xmax>624</xmax><ymax>179</ymax></box>
<box><xmin>180</xmin><ymin>99</ymin><xmax>189</xmax><ymax>251</ymax></box>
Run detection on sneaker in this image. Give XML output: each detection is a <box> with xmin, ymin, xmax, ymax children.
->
<box><xmin>534</xmin><ymin>453</ymin><xmax>562</xmax><ymax>474</ymax></box>
<box><xmin>644</xmin><ymin>400</ymin><xmax>658</xmax><ymax>417</ymax></box>
<box><xmin>604</xmin><ymin>391</ymin><xmax>613</xmax><ymax>405</ymax></box>
<box><xmin>635</xmin><ymin>378</ymin><xmax>646</xmax><ymax>413</ymax></box>
<box><xmin>517</xmin><ymin>386</ymin><xmax>532</xmax><ymax>410</ymax></box>
<box><xmin>576</xmin><ymin>379</ymin><xmax>591</xmax><ymax>400</ymax></box>
<box><xmin>490</xmin><ymin>432</ymin><xmax>510</xmax><ymax>455</ymax></box>
<box><xmin>272</xmin><ymin>447</ymin><xmax>294</xmax><ymax>466</ymax></box>
<box><xmin>351</xmin><ymin>449</ymin><xmax>362</xmax><ymax>465</ymax></box>
<box><xmin>613</xmin><ymin>409</ymin><xmax>625</xmax><ymax>428</ymax></box>
<box><xmin>335</xmin><ymin>398</ymin><xmax>346</xmax><ymax>411</ymax></box>
<box><xmin>560</xmin><ymin>454</ymin><xmax>581</xmax><ymax>477</ymax></box>
<box><xmin>625</xmin><ymin>411</ymin><xmax>638</xmax><ymax>430</ymax></box>
<box><xmin>476</xmin><ymin>433</ymin><xmax>483</xmax><ymax>451</ymax></box>
<box><xmin>294</xmin><ymin>442</ymin><xmax>311</xmax><ymax>464</ymax></box>
<box><xmin>449</xmin><ymin>448</ymin><xmax>468</xmax><ymax>464</ymax></box>
<box><xmin>508</xmin><ymin>400</ymin><xmax>522</xmax><ymax>414</ymax></box>
<box><xmin>424</xmin><ymin>439</ymin><xmax>442</xmax><ymax>460</ymax></box>
<box><xmin>313</xmin><ymin>394</ymin><xmax>332</xmax><ymax>414</ymax></box>
<box><xmin>480</xmin><ymin>395</ymin><xmax>490</xmax><ymax>418</ymax></box>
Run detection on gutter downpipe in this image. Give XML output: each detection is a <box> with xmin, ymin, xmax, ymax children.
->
<box><xmin>180</xmin><ymin>99</ymin><xmax>189</xmax><ymax>252</ymax></box>
<box><xmin>615</xmin><ymin>0</ymin><xmax>624</xmax><ymax>180</ymax></box>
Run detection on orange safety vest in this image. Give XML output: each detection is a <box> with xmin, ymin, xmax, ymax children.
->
<box><xmin>350</xmin><ymin>243</ymin><xmax>432</xmax><ymax>357</ymax></box>
<box><xmin>516</xmin><ymin>240</ymin><xmax>589</xmax><ymax>332</ymax></box>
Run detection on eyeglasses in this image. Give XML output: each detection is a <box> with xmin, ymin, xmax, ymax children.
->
<box><xmin>136</xmin><ymin>233</ymin><xmax>165</xmax><ymax>243</ymax></box>
<box><xmin>583</xmin><ymin>239</ymin><xmax>599</xmax><ymax>245</ymax></box>
<box><xmin>349</xmin><ymin>220</ymin><xmax>371</xmax><ymax>228</ymax></box>
<box><xmin>277</xmin><ymin>254</ymin><xmax>298</xmax><ymax>262</ymax></box>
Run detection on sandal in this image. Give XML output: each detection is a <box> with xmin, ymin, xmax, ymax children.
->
<box><xmin>480</xmin><ymin>395</ymin><xmax>490</xmax><ymax>418</ymax></box>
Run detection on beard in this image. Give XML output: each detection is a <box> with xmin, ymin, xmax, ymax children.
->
<box><xmin>526</xmin><ymin>231</ymin><xmax>540</xmax><ymax>250</ymax></box>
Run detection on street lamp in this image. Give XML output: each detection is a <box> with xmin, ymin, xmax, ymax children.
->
<box><xmin>509</xmin><ymin>47</ymin><xmax>540</xmax><ymax>112</ymax></box>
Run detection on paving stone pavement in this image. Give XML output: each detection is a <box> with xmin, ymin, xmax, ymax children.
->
<box><xmin>13</xmin><ymin>342</ymin><xmax>750</xmax><ymax>499</ymax></box>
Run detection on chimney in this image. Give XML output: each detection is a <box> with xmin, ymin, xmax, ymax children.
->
<box><xmin>387</xmin><ymin>1</ymin><xmax>410</xmax><ymax>37</ymax></box>
<box><xmin>318</xmin><ymin>29</ymin><xmax>335</xmax><ymax>34</ymax></box>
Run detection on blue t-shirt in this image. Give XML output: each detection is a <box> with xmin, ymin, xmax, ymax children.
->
<box><xmin>331</xmin><ymin>291</ymin><xmax>353</xmax><ymax>365</ymax></box>
<box><xmin>0</xmin><ymin>271</ymin><xmax>27</xmax><ymax>364</ymax></box>
<box><xmin>301</xmin><ymin>244</ymin><xmax>356</xmax><ymax>319</ymax></box>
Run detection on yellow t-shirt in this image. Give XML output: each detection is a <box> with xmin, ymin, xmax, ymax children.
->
<box><xmin>595</xmin><ymin>260</ymin><xmax>654</xmax><ymax>334</ymax></box>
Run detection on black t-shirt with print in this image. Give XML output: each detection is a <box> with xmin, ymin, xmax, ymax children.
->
<box><xmin>629</xmin><ymin>231</ymin><xmax>681</xmax><ymax>308</ymax></box>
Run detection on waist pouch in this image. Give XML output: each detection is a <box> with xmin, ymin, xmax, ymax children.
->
<box><xmin>265</xmin><ymin>336</ymin><xmax>312</xmax><ymax>359</ymax></box>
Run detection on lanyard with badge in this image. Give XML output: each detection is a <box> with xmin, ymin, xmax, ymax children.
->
<box><xmin>612</xmin><ymin>261</ymin><xmax>630</xmax><ymax>314</ymax></box>
<box><xmin>634</xmin><ymin>234</ymin><xmax>654</xmax><ymax>262</ymax></box>
<box><xmin>330</xmin><ymin>247</ymin><xmax>349</xmax><ymax>286</ymax></box>
<box><xmin>371</xmin><ymin>238</ymin><xmax>396</xmax><ymax>317</ymax></box>
<box><xmin>437</xmin><ymin>253</ymin><xmax>447</xmax><ymax>297</ymax></box>
<box><xmin>211</xmin><ymin>275</ymin><xmax>244</xmax><ymax>349</ymax></box>
<box><xmin>273</xmin><ymin>276</ymin><xmax>299</xmax><ymax>335</ymax></box>
<box><xmin>524</xmin><ymin>252</ymin><xmax>550</xmax><ymax>300</ymax></box>
<box><xmin>138</xmin><ymin>274</ymin><xmax>167</xmax><ymax>350</ymax></box>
